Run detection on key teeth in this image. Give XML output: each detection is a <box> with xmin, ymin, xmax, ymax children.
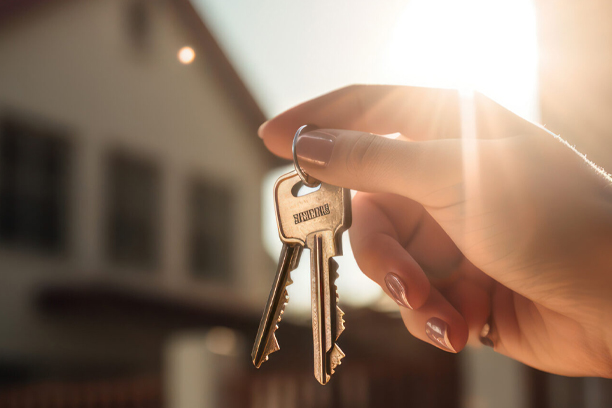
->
<box><xmin>329</xmin><ymin>344</ymin><xmax>345</xmax><ymax>375</ymax></box>
<box><xmin>329</xmin><ymin>259</ymin><xmax>346</xmax><ymax>376</ymax></box>
<box><xmin>261</xmin><ymin>273</ymin><xmax>294</xmax><ymax>363</ymax></box>
<box><xmin>277</xmin><ymin>289</ymin><xmax>289</xmax><ymax>323</ymax></box>
<box><xmin>329</xmin><ymin>259</ymin><xmax>345</xmax><ymax>340</ymax></box>
<box><xmin>336</xmin><ymin>306</ymin><xmax>345</xmax><ymax>340</ymax></box>
<box><xmin>330</xmin><ymin>258</ymin><xmax>339</xmax><ymax>282</ymax></box>
<box><xmin>265</xmin><ymin>334</ymin><xmax>280</xmax><ymax>357</ymax></box>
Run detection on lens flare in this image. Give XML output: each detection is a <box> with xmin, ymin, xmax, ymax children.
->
<box><xmin>384</xmin><ymin>0</ymin><xmax>538</xmax><ymax>120</ymax></box>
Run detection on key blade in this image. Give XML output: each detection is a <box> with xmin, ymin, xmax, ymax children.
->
<box><xmin>252</xmin><ymin>244</ymin><xmax>301</xmax><ymax>368</ymax></box>
<box><xmin>310</xmin><ymin>233</ymin><xmax>332</xmax><ymax>385</ymax></box>
<box><xmin>252</xmin><ymin>290</ymin><xmax>289</xmax><ymax>368</ymax></box>
<box><xmin>328</xmin><ymin>258</ymin><xmax>345</xmax><ymax>375</ymax></box>
<box><xmin>258</xmin><ymin>285</ymin><xmax>288</xmax><ymax>365</ymax></box>
<box><xmin>329</xmin><ymin>258</ymin><xmax>345</xmax><ymax>340</ymax></box>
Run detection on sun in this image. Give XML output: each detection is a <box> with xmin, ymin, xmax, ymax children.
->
<box><xmin>383</xmin><ymin>0</ymin><xmax>539</xmax><ymax>120</ymax></box>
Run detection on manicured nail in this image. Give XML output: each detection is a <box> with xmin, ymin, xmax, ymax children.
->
<box><xmin>296</xmin><ymin>130</ymin><xmax>336</xmax><ymax>167</ymax></box>
<box><xmin>425</xmin><ymin>318</ymin><xmax>456</xmax><ymax>353</ymax></box>
<box><xmin>384</xmin><ymin>273</ymin><xmax>412</xmax><ymax>309</ymax></box>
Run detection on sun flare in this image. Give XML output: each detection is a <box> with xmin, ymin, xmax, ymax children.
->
<box><xmin>384</xmin><ymin>0</ymin><xmax>538</xmax><ymax>120</ymax></box>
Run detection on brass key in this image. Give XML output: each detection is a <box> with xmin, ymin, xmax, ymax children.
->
<box><xmin>251</xmin><ymin>242</ymin><xmax>302</xmax><ymax>368</ymax></box>
<box><xmin>252</xmin><ymin>170</ymin><xmax>351</xmax><ymax>384</ymax></box>
<box><xmin>308</xmin><ymin>230</ymin><xmax>346</xmax><ymax>384</ymax></box>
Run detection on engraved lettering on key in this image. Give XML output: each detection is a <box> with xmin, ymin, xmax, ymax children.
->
<box><xmin>293</xmin><ymin>203</ymin><xmax>330</xmax><ymax>224</ymax></box>
<box><xmin>251</xmin><ymin>170</ymin><xmax>351</xmax><ymax>385</ymax></box>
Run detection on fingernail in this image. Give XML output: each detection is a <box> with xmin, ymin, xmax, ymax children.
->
<box><xmin>479</xmin><ymin>322</ymin><xmax>494</xmax><ymax>348</ymax></box>
<box><xmin>425</xmin><ymin>318</ymin><xmax>457</xmax><ymax>353</ymax></box>
<box><xmin>480</xmin><ymin>322</ymin><xmax>491</xmax><ymax>338</ymax></box>
<box><xmin>257</xmin><ymin>120</ymin><xmax>269</xmax><ymax>139</ymax></box>
<box><xmin>480</xmin><ymin>336</ymin><xmax>494</xmax><ymax>348</ymax></box>
<box><xmin>384</xmin><ymin>273</ymin><xmax>412</xmax><ymax>309</ymax></box>
<box><xmin>296</xmin><ymin>130</ymin><xmax>336</xmax><ymax>167</ymax></box>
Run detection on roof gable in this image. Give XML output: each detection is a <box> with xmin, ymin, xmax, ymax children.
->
<box><xmin>0</xmin><ymin>0</ymin><xmax>266</xmax><ymax>132</ymax></box>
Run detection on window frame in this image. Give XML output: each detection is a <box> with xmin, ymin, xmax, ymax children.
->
<box><xmin>104</xmin><ymin>148</ymin><xmax>162</xmax><ymax>272</ymax></box>
<box><xmin>0</xmin><ymin>112</ymin><xmax>73</xmax><ymax>256</ymax></box>
<box><xmin>186</xmin><ymin>175</ymin><xmax>234</xmax><ymax>282</ymax></box>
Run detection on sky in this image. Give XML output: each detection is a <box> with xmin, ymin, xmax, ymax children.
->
<box><xmin>192</xmin><ymin>0</ymin><xmax>415</xmax><ymax>117</ymax></box>
<box><xmin>192</xmin><ymin>0</ymin><xmax>538</xmax><ymax>120</ymax></box>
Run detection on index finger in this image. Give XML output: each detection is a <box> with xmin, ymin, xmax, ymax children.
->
<box><xmin>260</xmin><ymin>84</ymin><xmax>461</xmax><ymax>159</ymax></box>
<box><xmin>259</xmin><ymin>85</ymin><xmax>535</xmax><ymax>160</ymax></box>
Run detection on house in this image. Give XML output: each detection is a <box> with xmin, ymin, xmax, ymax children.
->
<box><xmin>0</xmin><ymin>0</ymin><xmax>275</xmax><ymax>403</ymax></box>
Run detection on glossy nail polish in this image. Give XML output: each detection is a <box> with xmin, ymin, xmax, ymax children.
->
<box><xmin>425</xmin><ymin>318</ymin><xmax>456</xmax><ymax>353</ymax></box>
<box><xmin>384</xmin><ymin>273</ymin><xmax>412</xmax><ymax>309</ymax></box>
<box><xmin>296</xmin><ymin>130</ymin><xmax>336</xmax><ymax>167</ymax></box>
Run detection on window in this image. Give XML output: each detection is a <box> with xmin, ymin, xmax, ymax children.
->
<box><xmin>188</xmin><ymin>180</ymin><xmax>232</xmax><ymax>281</ymax></box>
<box><xmin>106</xmin><ymin>152</ymin><xmax>160</xmax><ymax>269</ymax></box>
<box><xmin>0</xmin><ymin>117</ymin><xmax>71</xmax><ymax>253</ymax></box>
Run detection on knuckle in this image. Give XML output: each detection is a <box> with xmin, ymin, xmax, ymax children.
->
<box><xmin>343</xmin><ymin>83</ymin><xmax>365</xmax><ymax>93</ymax></box>
<box><xmin>344</xmin><ymin>133</ymin><xmax>384</xmax><ymax>176</ymax></box>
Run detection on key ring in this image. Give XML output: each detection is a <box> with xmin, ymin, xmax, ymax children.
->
<box><xmin>292</xmin><ymin>124</ymin><xmax>321</xmax><ymax>188</ymax></box>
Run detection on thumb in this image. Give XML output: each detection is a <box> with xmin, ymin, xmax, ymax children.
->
<box><xmin>295</xmin><ymin>129</ymin><xmax>465</xmax><ymax>201</ymax></box>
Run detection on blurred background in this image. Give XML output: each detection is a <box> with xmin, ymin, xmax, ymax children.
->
<box><xmin>0</xmin><ymin>0</ymin><xmax>611</xmax><ymax>407</ymax></box>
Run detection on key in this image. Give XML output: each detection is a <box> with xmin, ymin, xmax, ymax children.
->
<box><xmin>251</xmin><ymin>242</ymin><xmax>302</xmax><ymax>368</ymax></box>
<box><xmin>251</xmin><ymin>170</ymin><xmax>310</xmax><ymax>368</ymax></box>
<box><xmin>278</xmin><ymin>170</ymin><xmax>351</xmax><ymax>384</ymax></box>
<box><xmin>251</xmin><ymin>170</ymin><xmax>351</xmax><ymax>384</ymax></box>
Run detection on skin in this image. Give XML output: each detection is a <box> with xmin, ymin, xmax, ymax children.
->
<box><xmin>259</xmin><ymin>84</ymin><xmax>612</xmax><ymax>378</ymax></box>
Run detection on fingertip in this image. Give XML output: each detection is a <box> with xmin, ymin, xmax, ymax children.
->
<box><xmin>261</xmin><ymin>126</ymin><xmax>291</xmax><ymax>160</ymax></box>
<box><xmin>258</xmin><ymin>120</ymin><xmax>269</xmax><ymax>139</ymax></box>
<box><xmin>449</xmin><ymin>320</ymin><xmax>469</xmax><ymax>353</ymax></box>
<box><xmin>425</xmin><ymin>317</ymin><xmax>458</xmax><ymax>353</ymax></box>
<box><xmin>424</xmin><ymin>316</ymin><xmax>468</xmax><ymax>353</ymax></box>
<box><xmin>259</xmin><ymin>118</ymin><xmax>295</xmax><ymax>160</ymax></box>
<box><xmin>399</xmin><ymin>289</ymin><xmax>469</xmax><ymax>354</ymax></box>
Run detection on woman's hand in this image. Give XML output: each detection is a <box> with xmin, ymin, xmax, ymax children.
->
<box><xmin>259</xmin><ymin>85</ymin><xmax>612</xmax><ymax>378</ymax></box>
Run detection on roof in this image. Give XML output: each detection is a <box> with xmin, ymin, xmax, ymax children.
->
<box><xmin>172</xmin><ymin>0</ymin><xmax>267</xmax><ymax>131</ymax></box>
<box><xmin>0</xmin><ymin>0</ymin><xmax>267</xmax><ymax>133</ymax></box>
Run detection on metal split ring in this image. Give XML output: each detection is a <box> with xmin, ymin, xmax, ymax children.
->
<box><xmin>292</xmin><ymin>124</ymin><xmax>321</xmax><ymax>188</ymax></box>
